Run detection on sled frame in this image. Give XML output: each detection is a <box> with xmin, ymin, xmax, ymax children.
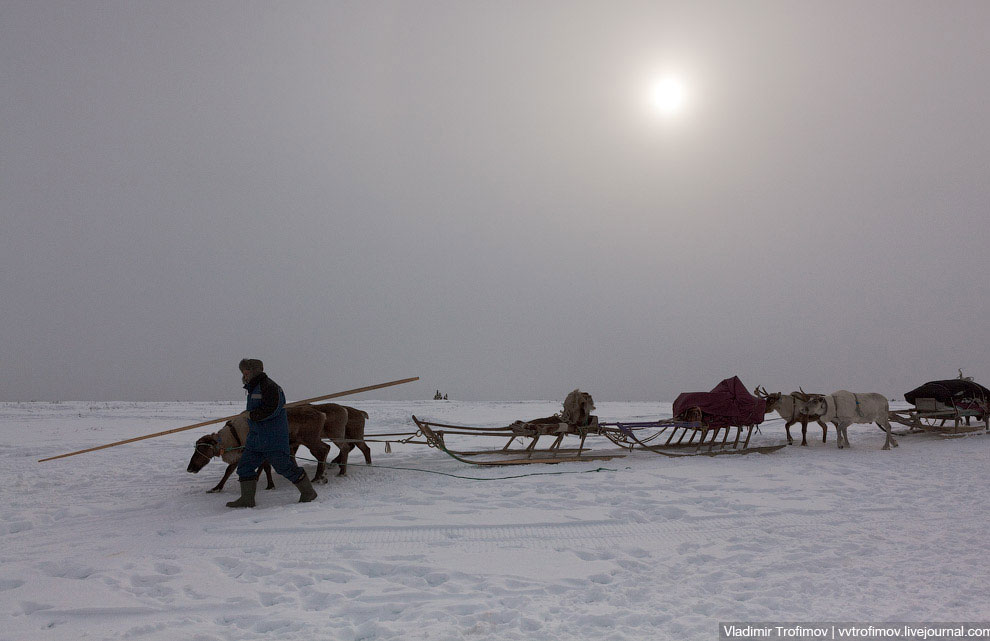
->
<box><xmin>411</xmin><ymin>415</ymin><xmax>623</xmax><ymax>466</ymax></box>
<box><xmin>598</xmin><ymin>420</ymin><xmax>786</xmax><ymax>457</ymax></box>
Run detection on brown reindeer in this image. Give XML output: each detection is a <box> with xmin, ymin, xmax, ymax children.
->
<box><xmin>754</xmin><ymin>386</ymin><xmax>828</xmax><ymax>446</ymax></box>
<box><xmin>187</xmin><ymin>405</ymin><xmax>331</xmax><ymax>491</ymax></box>
<box><xmin>311</xmin><ymin>403</ymin><xmax>372</xmax><ymax>478</ymax></box>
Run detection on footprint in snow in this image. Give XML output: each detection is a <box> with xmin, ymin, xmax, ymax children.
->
<box><xmin>574</xmin><ymin>549</ymin><xmax>615</xmax><ymax>562</ymax></box>
<box><xmin>20</xmin><ymin>601</ymin><xmax>54</xmax><ymax>615</ymax></box>
<box><xmin>259</xmin><ymin>591</ymin><xmax>292</xmax><ymax>607</ymax></box>
<box><xmin>5</xmin><ymin>520</ymin><xmax>32</xmax><ymax>534</ymax></box>
<box><xmin>302</xmin><ymin>591</ymin><xmax>334</xmax><ymax>611</ymax></box>
<box><xmin>154</xmin><ymin>562</ymin><xmax>181</xmax><ymax>576</ymax></box>
<box><xmin>691</xmin><ymin>484</ymin><xmax>720</xmax><ymax>491</ymax></box>
<box><xmin>424</xmin><ymin>572</ymin><xmax>448</xmax><ymax>586</ymax></box>
<box><xmin>37</xmin><ymin>560</ymin><xmax>96</xmax><ymax>579</ymax></box>
<box><xmin>0</xmin><ymin>579</ymin><xmax>25</xmax><ymax>591</ymax></box>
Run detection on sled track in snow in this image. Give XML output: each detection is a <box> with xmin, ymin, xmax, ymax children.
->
<box><xmin>7</xmin><ymin>499</ymin><xmax>954</xmax><ymax>561</ymax></box>
<box><xmin>189</xmin><ymin>506</ymin><xmax>915</xmax><ymax>552</ymax></box>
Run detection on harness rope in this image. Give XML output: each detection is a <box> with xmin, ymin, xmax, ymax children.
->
<box><xmin>204</xmin><ymin>434</ymin><xmax>619</xmax><ymax>480</ymax></box>
<box><xmin>218</xmin><ymin>422</ymin><xmax>243</xmax><ymax>458</ymax></box>
<box><xmin>289</xmin><ymin>451</ymin><xmax>618</xmax><ymax>481</ymax></box>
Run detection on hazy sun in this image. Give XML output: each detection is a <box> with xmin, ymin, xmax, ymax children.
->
<box><xmin>649</xmin><ymin>76</ymin><xmax>687</xmax><ymax>116</ymax></box>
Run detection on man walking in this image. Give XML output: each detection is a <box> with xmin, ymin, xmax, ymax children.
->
<box><xmin>226</xmin><ymin>359</ymin><xmax>318</xmax><ymax>508</ymax></box>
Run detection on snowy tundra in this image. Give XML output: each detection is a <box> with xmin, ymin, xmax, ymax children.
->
<box><xmin>2</xmin><ymin>399</ymin><xmax>989</xmax><ymax>641</ymax></box>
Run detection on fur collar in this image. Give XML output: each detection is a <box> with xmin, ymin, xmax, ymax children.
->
<box><xmin>243</xmin><ymin>372</ymin><xmax>269</xmax><ymax>391</ymax></box>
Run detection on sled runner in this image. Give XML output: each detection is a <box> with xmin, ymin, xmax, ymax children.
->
<box><xmin>598</xmin><ymin>418</ymin><xmax>784</xmax><ymax>457</ymax></box>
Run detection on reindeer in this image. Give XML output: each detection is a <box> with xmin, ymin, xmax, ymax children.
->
<box><xmin>754</xmin><ymin>386</ymin><xmax>828</xmax><ymax>446</ymax></box>
<box><xmin>187</xmin><ymin>405</ymin><xmax>331</xmax><ymax>491</ymax></box>
<box><xmin>311</xmin><ymin>403</ymin><xmax>372</xmax><ymax>478</ymax></box>
<box><xmin>188</xmin><ymin>421</ymin><xmax>273</xmax><ymax>493</ymax></box>
<box><xmin>800</xmin><ymin>391</ymin><xmax>897</xmax><ymax>450</ymax></box>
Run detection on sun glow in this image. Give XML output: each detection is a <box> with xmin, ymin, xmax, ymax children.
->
<box><xmin>649</xmin><ymin>76</ymin><xmax>687</xmax><ymax>117</ymax></box>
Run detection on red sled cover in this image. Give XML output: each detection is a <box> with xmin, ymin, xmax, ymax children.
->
<box><xmin>672</xmin><ymin>376</ymin><xmax>767</xmax><ymax>428</ymax></box>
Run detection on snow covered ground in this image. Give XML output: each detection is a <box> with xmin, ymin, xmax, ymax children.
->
<box><xmin>2</xmin><ymin>399</ymin><xmax>989</xmax><ymax>641</ymax></box>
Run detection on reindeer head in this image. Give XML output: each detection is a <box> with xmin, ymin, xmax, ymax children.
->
<box><xmin>754</xmin><ymin>386</ymin><xmax>782</xmax><ymax>413</ymax></box>
<box><xmin>799</xmin><ymin>395</ymin><xmax>828</xmax><ymax>418</ymax></box>
<box><xmin>187</xmin><ymin>432</ymin><xmax>220</xmax><ymax>473</ymax></box>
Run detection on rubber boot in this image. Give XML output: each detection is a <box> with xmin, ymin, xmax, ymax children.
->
<box><xmin>226</xmin><ymin>479</ymin><xmax>257</xmax><ymax>508</ymax></box>
<box><xmin>294</xmin><ymin>474</ymin><xmax>317</xmax><ymax>503</ymax></box>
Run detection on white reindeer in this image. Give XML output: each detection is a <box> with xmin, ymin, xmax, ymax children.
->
<box><xmin>800</xmin><ymin>391</ymin><xmax>897</xmax><ymax>450</ymax></box>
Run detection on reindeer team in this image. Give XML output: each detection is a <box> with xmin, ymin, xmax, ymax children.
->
<box><xmin>188</xmin><ymin>384</ymin><xmax>901</xmax><ymax>494</ymax></box>
<box><xmin>187</xmin><ymin>402</ymin><xmax>373</xmax><ymax>492</ymax></box>
<box><xmin>756</xmin><ymin>386</ymin><xmax>897</xmax><ymax>450</ymax></box>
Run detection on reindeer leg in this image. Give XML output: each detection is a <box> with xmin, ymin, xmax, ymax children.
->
<box><xmin>209</xmin><ymin>462</ymin><xmax>237</xmax><ymax>493</ymax></box>
<box><xmin>336</xmin><ymin>441</ymin><xmax>350</xmax><ymax>476</ymax></box>
<box><xmin>784</xmin><ymin>420</ymin><xmax>794</xmax><ymax>445</ymax></box>
<box><xmin>262</xmin><ymin>462</ymin><xmax>275</xmax><ymax>489</ymax></box>
<box><xmin>356</xmin><ymin>442</ymin><xmax>372</xmax><ymax>465</ymax></box>
<box><xmin>800</xmin><ymin>418</ymin><xmax>809</xmax><ymax>446</ymax></box>
<box><xmin>838</xmin><ymin>423</ymin><xmax>850</xmax><ymax>449</ymax></box>
<box><xmin>879</xmin><ymin>421</ymin><xmax>898</xmax><ymax>450</ymax></box>
<box><xmin>311</xmin><ymin>440</ymin><xmax>332</xmax><ymax>483</ymax></box>
<box><xmin>819</xmin><ymin>420</ymin><xmax>828</xmax><ymax>443</ymax></box>
<box><xmin>880</xmin><ymin>422</ymin><xmax>891</xmax><ymax>450</ymax></box>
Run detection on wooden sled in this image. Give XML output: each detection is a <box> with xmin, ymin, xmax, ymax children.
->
<box><xmin>411</xmin><ymin>415</ymin><xmax>624</xmax><ymax>466</ymax></box>
<box><xmin>598</xmin><ymin>418</ymin><xmax>786</xmax><ymax>457</ymax></box>
<box><xmin>888</xmin><ymin>397</ymin><xmax>989</xmax><ymax>437</ymax></box>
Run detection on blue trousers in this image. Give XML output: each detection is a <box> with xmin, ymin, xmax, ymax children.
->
<box><xmin>237</xmin><ymin>446</ymin><xmax>304</xmax><ymax>484</ymax></box>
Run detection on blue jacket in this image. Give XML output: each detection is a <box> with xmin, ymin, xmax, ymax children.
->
<box><xmin>243</xmin><ymin>373</ymin><xmax>290</xmax><ymax>452</ymax></box>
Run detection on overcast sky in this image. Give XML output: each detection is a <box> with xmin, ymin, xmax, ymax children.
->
<box><xmin>2</xmin><ymin>1</ymin><xmax>989</xmax><ymax>403</ymax></box>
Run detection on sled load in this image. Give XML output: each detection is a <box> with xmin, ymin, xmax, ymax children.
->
<box><xmin>599</xmin><ymin>376</ymin><xmax>785</xmax><ymax>457</ymax></box>
<box><xmin>889</xmin><ymin>378</ymin><xmax>990</xmax><ymax>436</ymax></box>
<box><xmin>412</xmin><ymin>389</ymin><xmax>623</xmax><ymax>465</ymax></box>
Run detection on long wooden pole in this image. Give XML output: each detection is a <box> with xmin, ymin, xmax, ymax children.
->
<box><xmin>37</xmin><ymin>376</ymin><xmax>419</xmax><ymax>463</ymax></box>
